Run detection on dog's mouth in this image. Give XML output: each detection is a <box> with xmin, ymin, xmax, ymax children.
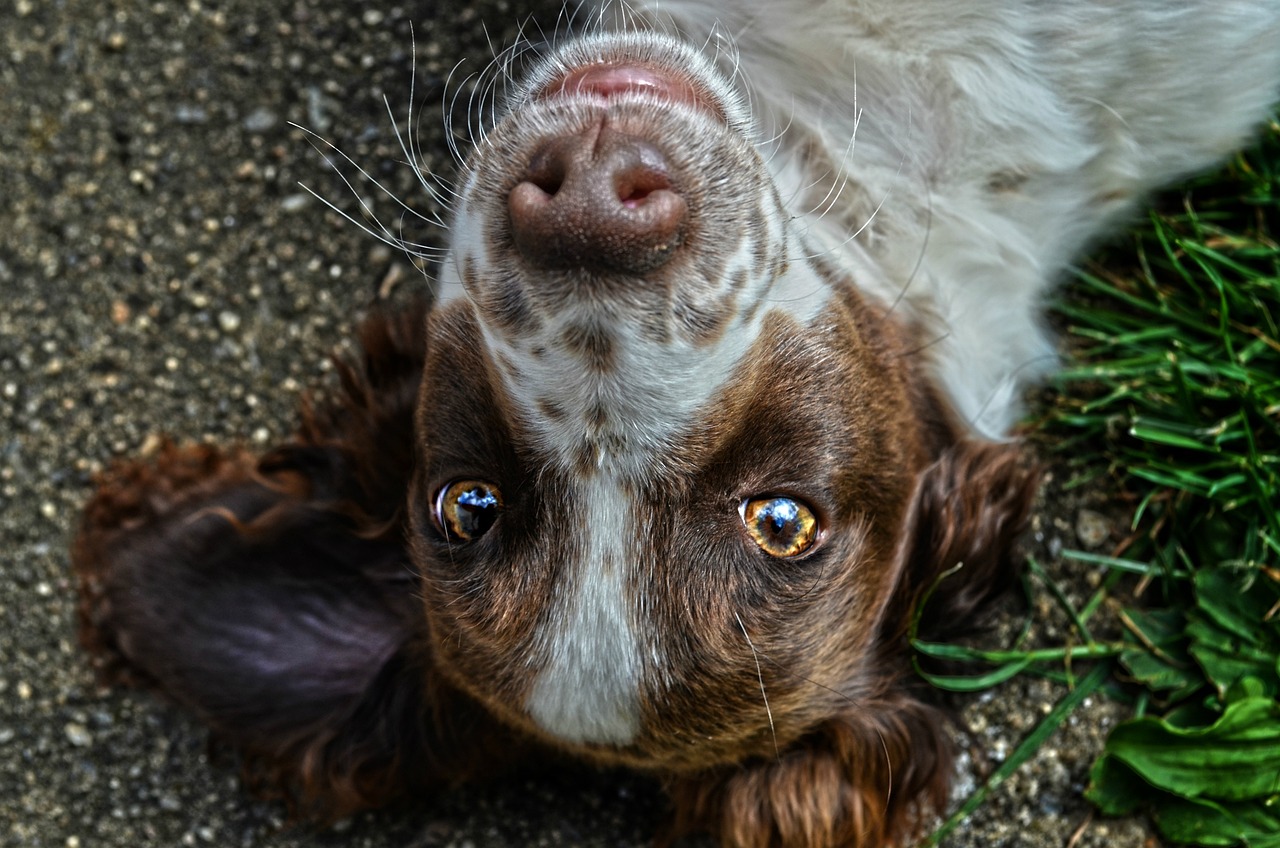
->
<box><xmin>535</xmin><ymin>61</ymin><xmax>723</xmax><ymax>121</ymax></box>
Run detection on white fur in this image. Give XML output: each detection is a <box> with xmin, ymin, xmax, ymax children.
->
<box><xmin>599</xmin><ymin>0</ymin><xmax>1280</xmax><ymax>435</ymax></box>
<box><xmin>526</xmin><ymin>474</ymin><xmax>644</xmax><ymax>744</ymax></box>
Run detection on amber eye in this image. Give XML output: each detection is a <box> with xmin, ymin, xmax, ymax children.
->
<box><xmin>433</xmin><ymin>480</ymin><xmax>503</xmax><ymax>542</ymax></box>
<box><xmin>739</xmin><ymin>496</ymin><xmax>820</xmax><ymax>558</ymax></box>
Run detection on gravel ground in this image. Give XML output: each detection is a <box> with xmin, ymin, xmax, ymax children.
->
<box><xmin>2</xmin><ymin>2</ymin><xmax>1154</xmax><ymax>846</ymax></box>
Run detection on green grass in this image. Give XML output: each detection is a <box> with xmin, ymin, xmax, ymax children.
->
<box><xmin>922</xmin><ymin>116</ymin><xmax>1280</xmax><ymax>846</ymax></box>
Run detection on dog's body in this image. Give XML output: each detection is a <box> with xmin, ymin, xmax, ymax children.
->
<box><xmin>74</xmin><ymin>2</ymin><xmax>1280</xmax><ymax>846</ymax></box>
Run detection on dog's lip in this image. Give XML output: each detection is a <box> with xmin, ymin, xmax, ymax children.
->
<box><xmin>537</xmin><ymin>61</ymin><xmax>723</xmax><ymax>121</ymax></box>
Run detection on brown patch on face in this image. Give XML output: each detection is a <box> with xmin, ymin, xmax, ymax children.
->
<box><xmin>410</xmin><ymin>302</ymin><xmax>571</xmax><ymax>730</ymax></box>
<box><xmin>558</xmin><ymin>321</ymin><xmax>617</xmax><ymax>373</ymax></box>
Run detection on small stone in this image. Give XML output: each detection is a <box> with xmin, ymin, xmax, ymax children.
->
<box><xmin>217</xmin><ymin>311</ymin><xmax>241</xmax><ymax>333</ymax></box>
<box><xmin>111</xmin><ymin>300</ymin><xmax>131</xmax><ymax>325</ymax></box>
<box><xmin>65</xmin><ymin>723</ymin><xmax>93</xmax><ymax>747</ymax></box>
<box><xmin>174</xmin><ymin>105</ymin><xmax>208</xmax><ymax>125</ymax></box>
<box><xmin>243</xmin><ymin>107</ymin><xmax>278</xmax><ymax>133</ymax></box>
<box><xmin>1075</xmin><ymin>508</ymin><xmax>1111</xmax><ymax>549</ymax></box>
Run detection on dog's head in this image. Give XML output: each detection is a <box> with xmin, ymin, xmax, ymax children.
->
<box><xmin>408</xmin><ymin>30</ymin><xmax>1034</xmax><ymax>774</ymax></box>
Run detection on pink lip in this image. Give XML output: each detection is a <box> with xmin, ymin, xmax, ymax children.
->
<box><xmin>539</xmin><ymin>62</ymin><xmax>718</xmax><ymax>117</ymax></box>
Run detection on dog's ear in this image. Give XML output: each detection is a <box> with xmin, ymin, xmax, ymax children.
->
<box><xmin>71</xmin><ymin>302</ymin><xmax>513</xmax><ymax>818</ymax></box>
<box><xmin>73</xmin><ymin>440</ymin><xmax>432</xmax><ymax>817</ymax></box>
<box><xmin>663</xmin><ymin>694</ymin><xmax>953</xmax><ymax>848</ymax></box>
<box><xmin>886</xmin><ymin>438</ymin><xmax>1041</xmax><ymax>646</ymax></box>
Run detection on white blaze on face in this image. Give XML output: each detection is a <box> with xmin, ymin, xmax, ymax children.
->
<box><xmin>526</xmin><ymin>473</ymin><xmax>642</xmax><ymax>744</ymax></box>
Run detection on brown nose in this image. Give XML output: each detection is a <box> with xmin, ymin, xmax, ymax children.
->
<box><xmin>508</xmin><ymin>126</ymin><xmax>687</xmax><ymax>274</ymax></box>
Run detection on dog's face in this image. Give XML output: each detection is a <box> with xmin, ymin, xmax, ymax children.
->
<box><xmin>407</xmin><ymin>32</ymin><xmax>951</xmax><ymax>770</ymax></box>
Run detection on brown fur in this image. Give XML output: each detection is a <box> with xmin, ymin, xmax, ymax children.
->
<box><xmin>73</xmin><ymin>299</ymin><xmax>1036</xmax><ymax>844</ymax></box>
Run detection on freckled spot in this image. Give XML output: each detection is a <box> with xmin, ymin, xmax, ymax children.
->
<box><xmin>808</xmin><ymin>252</ymin><xmax>851</xmax><ymax>294</ymax></box>
<box><xmin>987</xmin><ymin>169</ymin><xmax>1029</xmax><ymax>193</ymax></box>
<box><xmin>1096</xmin><ymin>188</ymin><xmax>1131</xmax><ymax>204</ymax></box>
<box><xmin>477</xmin><ymin>272</ymin><xmax>539</xmax><ymax>338</ymax></box>
<box><xmin>750</xmin><ymin>220</ymin><xmax>770</xmax><ymax>268</ymax></box>
<box><xmin>559</xmin><ymin>322</ymin><xmax>616</xmax><ymax>373</ymax></box>
<box><xmin>573</xmin><ymin>440</ymin><xmax>600</xmax><ymax>476</ymax></box>
<box><xmin>537</xmin><ymin>397</ymin><xmax>568</xmax><ymax>421</ymax></box>
<box><xmin>586</xmin><ymin>403</ymin><xmax>608</xmax><ymax>429</ymax></box>
<box><xmin>674</xmin><ymin>296</ymin><xmax>732</xmax><ymax>346</ymax></box>
<box><xmin>638</xmin><ymin>316</ymin><xmax>669</xmax><ymax>344</ymax></box>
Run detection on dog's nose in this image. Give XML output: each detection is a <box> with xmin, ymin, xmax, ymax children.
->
<box><xmin>508</xmin><ymin>126</ymin><xmax>687</xmax><ymax>274</ymax></box>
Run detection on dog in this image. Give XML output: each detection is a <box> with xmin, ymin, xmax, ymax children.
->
<box><xmin>72</xmin><ymin>1</ymin><xmax>1280</xmax><ymax>846</ymax></box>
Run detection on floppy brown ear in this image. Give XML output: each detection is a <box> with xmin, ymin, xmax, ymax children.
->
<box><xmin>886</xmin><ymin>438</ymin><xmax>1041</xmax><ymax>647</ymax></box>
<box><xmin>662</xmin><ymin>694</ymin><xmax>954</xmax><ymax>848</ymax></box>
<box><xmin>72</xmin><ymin>302</ymin><xmax>525</xmax><ymax>819</ymax></box>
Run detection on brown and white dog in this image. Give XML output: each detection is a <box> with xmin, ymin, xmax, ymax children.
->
<box><xmin>73</xmin><ymin>2</ymin><xmax>1280</xmax><ymax>846</ymax></box>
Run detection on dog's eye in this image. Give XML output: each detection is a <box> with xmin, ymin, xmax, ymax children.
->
<box><xmin>739</xmin><ymin>496</ymin><xmax>820</xmax><ymax>558</ymax></box>
<box><xmin>434</xmin><ymin>480</ymin><xmax>503</xmax><ymax>542</ymax></box>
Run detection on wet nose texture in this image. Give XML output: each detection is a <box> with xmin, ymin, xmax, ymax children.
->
<box><xmin>508</xmin><ymin>126</ymin><xmax>688</xmax><ymax>274</ymax></box>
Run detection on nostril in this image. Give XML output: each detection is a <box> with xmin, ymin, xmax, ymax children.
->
<box><xmin>524</xmin><ymin>151</ymin><xmax>567</xmax><ymax>197</ymax></box>
<box><xmin>616</xmin><ymin>170</ymin><xmax>671</xmax><ymax>207</ymax></box>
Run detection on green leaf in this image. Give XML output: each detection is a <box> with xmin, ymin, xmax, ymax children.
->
<box><xmin>913</xmin><ymin>657</ymin><xmax>1033</xmax><ymax>691</ymax></box>
<box><xmin>1119</xmin><ymin>607</ymin><xmax>1201</xmax><ymax>695</ymax></box>
<box><xmin>1188</xmin><ymin>567</ymin><xmax>1280</xmax><ymax>696</ymax></box>
<box><xmin>1156</xmin><ymin>793</ymin><xmax>1280</xmax><ymax>848</ymax></box>
<box><xmin>1090</xmin><ymin>758</ymin><xmax>1280</xmax><ymax>847</ymax></box>
<box><xmin>1097</xmin><ymin>694</ymin><xmax>1280</xmax><ymax>803</ymax></box>
<box><xmin>1187</xmin><ymin>612</ymin><xmax>1279</xmax><ymax>698</ymax></box>
<box><xmin>1195</xmin><ymin>567</ymin><xmax>1280</xmax><ymax>645</ymax></box>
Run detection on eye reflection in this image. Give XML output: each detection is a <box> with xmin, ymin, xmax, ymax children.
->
<box><xmin>739</xmin><ymin>496</ymin><xmax>820</xmax><ymax>558</ymax></box>
<box><xmin>434</xmin><ymin>480</ymin><xmax>503</xmax><ymax>542</ymax></box>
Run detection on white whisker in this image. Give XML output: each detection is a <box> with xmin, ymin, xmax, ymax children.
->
<box><xmin>734</xmin><ymin>611</ymin><xmax>779</xmax><ymax>762</ymax></box>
